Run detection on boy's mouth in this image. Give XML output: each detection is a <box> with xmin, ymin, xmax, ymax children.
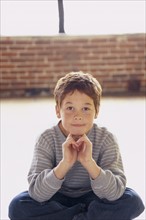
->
<box><xmin>71</xmin><ymin>124</ymin><xmax>85</xmax><ymax>127</ymax></box>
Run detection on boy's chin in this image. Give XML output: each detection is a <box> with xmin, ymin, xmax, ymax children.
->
<box><xmin>71</xmin><ymin>134</ymin><xmax>83</xmax><ymax>141</ymax></box>
<box><xmin>70</xmin><ymin>130</ymin><xmax>84</xmax><ymax>136</ymax></box>
<box><xmin>70</xmin><ymin>130</ymin><xmax>85</xmax><ymax>139</ymax></box>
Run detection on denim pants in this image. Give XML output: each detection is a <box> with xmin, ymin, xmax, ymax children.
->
<box><xmin>8</xmin><ymin>188</ymin><xmax>144</xmax><ymax>220</ymax></box>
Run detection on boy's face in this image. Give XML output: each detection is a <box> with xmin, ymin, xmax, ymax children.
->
<box><xmin>56</xmin><ymin>90</ymin><xmax>98</xmax><ymax>136</ymax></box>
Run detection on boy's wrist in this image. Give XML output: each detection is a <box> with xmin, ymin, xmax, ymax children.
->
<box><xmin>81</xmin><ymin>158</ymin><xmax>94</xmax><ymax>169</ymax></box>
<box><xmin>53</xmin><ymin>159</ymin><xmax>73</xmax><ymax>180</ymax></box>
<box><xmin>61</xmin><ymin>159</ymin><xmax>74</xmax><ymax>169</ymax></box>
<box><xmin>82</xmin><ymin>159</ymin><xmax>101</xmax><ymax>180</ymax></box>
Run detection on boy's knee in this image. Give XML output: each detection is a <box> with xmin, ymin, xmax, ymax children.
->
<box><xmin>124</xmin><ymin>188</ymin><xmax>145</xmax><ymax>215</ymax></box>
<box><xmin>8</xmin><ymin>191</ymin><xmax>29</xmax><ymax>219</ymax></box>
<box><xmin>9</xmin><ymin>196</ymin><xmax>21</xmax><ymax>218</ymax></box>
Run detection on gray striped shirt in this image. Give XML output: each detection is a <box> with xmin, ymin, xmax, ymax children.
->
<box><xmin>28</xmin><ymin>123</ymin><xmax>126</xmax><ymax>202</ymax></box>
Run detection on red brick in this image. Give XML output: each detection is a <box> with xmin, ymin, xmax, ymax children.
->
<box><xmin>0</xmin><ymin>34</ymin><xmax>145</xmax><ymax>97</ymax></box>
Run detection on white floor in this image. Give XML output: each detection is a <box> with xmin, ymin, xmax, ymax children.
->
<box><xmin>1</xmin><ymin>97</ymin><xmax>145</xmax><ymax>219</ymax></box>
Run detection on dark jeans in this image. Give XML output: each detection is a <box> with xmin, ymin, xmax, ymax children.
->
<box><xmin>8</xmin><ymin>188</ymin><xmax>145</xmax><ymax>220</ymax></box>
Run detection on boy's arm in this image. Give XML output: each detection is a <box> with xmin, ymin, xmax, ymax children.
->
<box><xmin>53</xmin><ymin>160</ymin><xmax>72</xmax><ymax>180</ymax></box>
<box><xmin>90</xmin><ymin>166</ymin><xmax>126</xmax><ymax>201</ymax></box>
<box><xmin>90</xmin><ymin>139</ymin><xmax>126</xmax><ymax>201</ymax></box>
<box><xmin>28</xmin><ymin>133</ymin><xmax>78</xmax><ymax>202</ymax></box>
<box><xmin>53</xmin><ymin>133</ymin><xmax>79</xmax><ymax>179</ymax></box>
<box><xmin>75</xmin><ymin>134</ymin><xmax>101</xmax><ymax>179</ymax></box>
<box><xmin>77</xmin><ymin>133</ymin><xmax>126</xmax><ymax>201</ymax></box>
<box><xmin>81</xmin><ymin>159</ymin><xmax>101</xmax><ymax>179</ymax></box>
<box><xmin>28</xmin><ymin>134</ymin><xmax>64</xmax><ymax>202</ymax></box>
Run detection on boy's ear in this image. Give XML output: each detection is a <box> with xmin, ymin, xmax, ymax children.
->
<box><xmin>55</xmin><ymin>105</ymin><xmax>61</xmax><ymax>118</ymax></box>
<box><xmin>94</xmin><ymin>114</ymin><xmax>98</xmax><ymax>119</ymax></box>
<box><xmin>95</xmin><ymin>107</ymin><xmax>99</xmax><ymax>118</ymax></box>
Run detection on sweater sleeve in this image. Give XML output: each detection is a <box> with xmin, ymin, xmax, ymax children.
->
<box><xmin>27</xmin><ymin>132</ymin><xmax>64</xmax><ymax>202</ymax></box>
<box><xmin>91</xmin><ymin>132</ymin><xmax>126</xmax><ymax>201</ymax></box>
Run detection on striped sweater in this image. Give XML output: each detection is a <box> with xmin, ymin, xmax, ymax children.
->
<box><xmin>28</xmin><ymin>123</ymin><xmax>126</xmax><ymax>202</ymax></box>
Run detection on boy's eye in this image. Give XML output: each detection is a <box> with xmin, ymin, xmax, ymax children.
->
<box><xmin>67</xmin><ymin>106</ymin><xmax>74</xmax><ymax>111</ymax></box>
<box><xmin>82</xmin><ymin>107</ymin><xmax>90</xmax><ymax>111</ymax></box>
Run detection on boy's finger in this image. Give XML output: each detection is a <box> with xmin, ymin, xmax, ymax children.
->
<box><xmin>72</xmin><ymin>144</ymin><xmax>78</xmax><ymax>150</ymax></box>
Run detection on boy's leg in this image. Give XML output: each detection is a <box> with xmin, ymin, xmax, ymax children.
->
<box><xmin>8</xmin><ymin>191</ymin><xmax>85</xmax><ymax>220</ymax></box>
<box><xmin>8</xmin><ymin>191</ymin><xmax>65</xmax><ymax>219</ymax></box>
<box><xmin>73</xmin><ymin>187</ymin><xmax>145</xmax><ymax>220</ymax></box>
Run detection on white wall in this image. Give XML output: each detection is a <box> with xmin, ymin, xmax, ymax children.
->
<box><xmin>1</xmin><ymin>97</ymin><xmax>145</xmax><ymax>219</ymax></box>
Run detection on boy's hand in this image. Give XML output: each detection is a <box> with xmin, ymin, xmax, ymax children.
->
<box><xmin>75</xmin><ymin>134</ymin><xmax>101</xmax><ymax>179</ymax></box>
<box><xmin>54</xmin><ymin>134</ymin><xmax>78</xmax><ymax>180</ymax></box>
<box><xmin>54</xmin><ymin>134</ymin><xmax>100</xmax><ymax>180</ymax></box>
<box><xmin>63</xmin><ymin>134</ymin><xmax>93</xmax><ymax>167</ymax></box>
<box><xmin>75</xmin><ymin>134</ymin><xmax>93</xmax><ymax>165</ymax></box>
<box><xmin>62</xmin><ymin>134</ymin><xmax>78</xmax><ymax>167</ymax></box>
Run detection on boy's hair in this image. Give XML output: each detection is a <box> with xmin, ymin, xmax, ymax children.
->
<box><xmin>54</xmin><ymin>71</ymin><xmax>102</xmax><ymax>114</ymax></box>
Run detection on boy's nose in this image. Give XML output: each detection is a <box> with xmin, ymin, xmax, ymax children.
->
<box><xmin>74</xmin><ymin>115</ymin><xmax>82</xmax><ymax>120</ymax></box>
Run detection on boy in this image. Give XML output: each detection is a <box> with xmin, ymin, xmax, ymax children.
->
<box><xmin>9</xmin><ymin>71</ymin><xmax>144</xmax><ymax>220</ymax></box>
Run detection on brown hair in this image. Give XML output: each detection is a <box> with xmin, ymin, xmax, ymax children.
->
<box><xmin>54</xmin><ymin>71</ymin><xmax>102</xmax><ymax>114</ymax></box>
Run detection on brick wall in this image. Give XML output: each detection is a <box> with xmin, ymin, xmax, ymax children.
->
<box><xmin>0</xmin><ymin>34</ymin><xmax>145</xmax><ymax>98</ymax></box>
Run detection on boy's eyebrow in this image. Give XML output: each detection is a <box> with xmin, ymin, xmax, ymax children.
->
<box><xmin>65</xmin><ymin>101</ymin><xmax>92</xmax><ymax>106</ymax></box>
<box><xmin>65</xmin><ymin>102</ymin><xmax>72</xmax><ymax>105</ymax></box>
<box><xmin>84</xmin><ymin>103</ymin><xmax>92</xmax><ymax>106</ymax></box>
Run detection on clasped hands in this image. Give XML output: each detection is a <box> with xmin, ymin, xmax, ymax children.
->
<box><xmin>54</xmin><ymin>133</ymin><xmax>100</xmax><ymax>180</ymax></box>
<box><xmin>62</xmin><ymin>133</ymin><xmax>93</xmax><ymax>168</ymax></box>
